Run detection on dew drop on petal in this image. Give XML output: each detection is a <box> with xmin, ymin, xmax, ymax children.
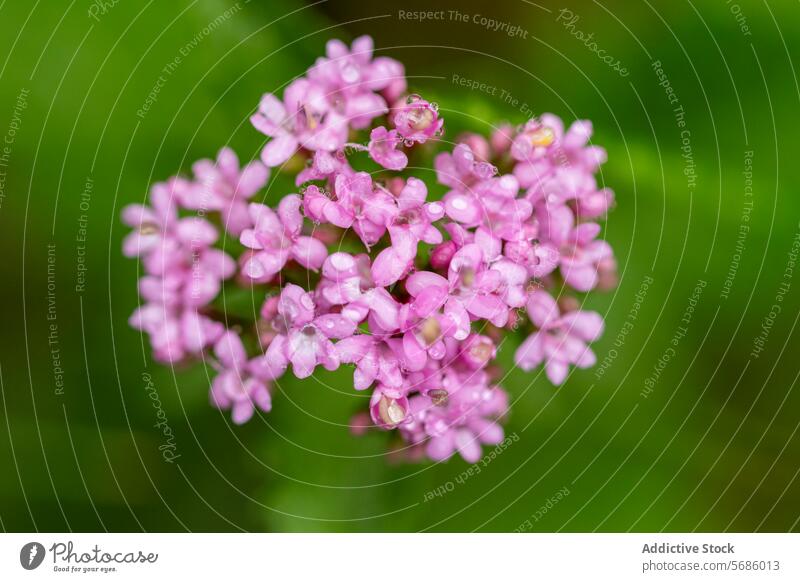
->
<box><xmin>330</xmin><ymin>253</ymin><xmax>354</xmax><ymax>270</ymax></box>
<box><xmin>451</xmin><ymin>197</ymin><xmax>468</xmax><ymax>211</ymax></box>
<box><xmin>300</xmin><ymin>294</ymin><xmax>315</xmax><ymax>310</ymax></box>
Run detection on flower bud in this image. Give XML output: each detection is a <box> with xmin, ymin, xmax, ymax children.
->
<box><xmin>461</xmin><ymin>335</ymin><xmax>496</xmax><ymax>369</ymax></box>
<box><xmin>430</xmin><ymin>240</ymin><xmax>457</xmax><ymax>271</ymax></box>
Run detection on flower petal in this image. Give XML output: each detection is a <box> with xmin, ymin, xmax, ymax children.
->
<box><xmin>261</xmin><ymin>133</ymin><xmax>298</xmax><ymax>167</ymax></box>
<box><xmin>291</xmin><ymin>236</ymin><xmax>327</xmax><ymax>271</ymax></box>
<box><xmin>526</xmin><ymin>290</ymin><xmax>559</xmax><ymax>329</ymax></box>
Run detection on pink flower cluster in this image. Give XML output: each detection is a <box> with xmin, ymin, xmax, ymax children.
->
<box><xmin>124</xmin><ymin>37</ymin><xmax>616</xmax><ymax>463</ymax></box>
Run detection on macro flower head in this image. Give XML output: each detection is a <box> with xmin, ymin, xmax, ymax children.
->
<box><xmin>124</xmin><ymin>35</ymin><xmax>617</xmax><ymax>464</ymax></box>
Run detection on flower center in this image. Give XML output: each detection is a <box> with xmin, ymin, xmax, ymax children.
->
<box><xmin>407</xmin><ymin>108</ymin><xmax>434</xmax><ymax>131</ymax></box>
<box><xmin>378</xmin><ymin>396</ymin><xmax>406</xmax><ymax>426</ymax></box>
<box><xmin>529</xmin><ymin>126</ymin><xmax>555</xmax><ymax>147</ymax></box>
<box><xmin>269</xmin><ymin>316</ymin><xmax>290</xmax><ymax>336</ymax></box>
<box><xmin>139</xmin><ymin>222</ymin><xmax>159</xmax><ymax>235</ymax></box>
<box><xmin>470</xmin><ymin>341</ymin><xmax>493</xmax><ymax>363</ymax></box>
<box><xmin>419</xmin><ymin>317</ymin><xmax>441</xmax><ymax>345</ymax></box>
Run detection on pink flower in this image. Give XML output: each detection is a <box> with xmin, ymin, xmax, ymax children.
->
<box><xmin>370</xmin><ymin>386</ymin><xmax>410</xmax><ymax>429</ymax></box>
<box><xmin>345</xmin><ymin>288</ymin><xmax>402</xmax><ymax>334</ymax></box>
<box><xmin>405</xmin><ymin>243</ymin><xmax>524</xmax><ymax>329</ymax></box>
<box><xmin>387</xmin><ymin>177</ymin><xmax>444</xmax><ymax>258</ymax></box>
<box><xmin>182</xmin><ymin>147</ymin><xmax>269</xmax><ymax>235</ymax></box>
<box><xmin>255</xmin><ymin>284</ymin><xmax>356</xmax><ymax>379</ymax></box>
<box><xmin>315</xmin><ymin>252</ymin><xmax>403</xmax><ymax>334</ymax></box>
<box><xmin>210</xmin><ymin>331</ymin><xmax>272</xmax><ymax>424</ymax></box>
<box><xmin>558</xmin><ymin>222</ymin><xmax>614</xmax><ymax>292</ymax></box>
<box><xmin>125</xmin><ymin>177</ymin><xmax>237</xmax><ymax>363</ymax></box>
<box><xmin>512</xmin><ymin>114</ymin><xmax>605</xmax><ymax>169</ymax></box>
<box><xmin>511</xmin><ymin>118</ymin><xmax>558</xmax><ymax>161</ymax></box>
<box><xmin>396</xmin><ymin>298</ymin><xmax>450</xmax><ymax>371</ymax></box>
<box><xmin>443</xmin><ymin>173</ymin><xmax>532</xmax><ymax>238</ymax></box>
<box><xmin>304</xmin><ymin>172</ymin><xmax>396</xmax><ymax>248</ymax></box>
<box><xmin>367</xmin><ymin>126</ymin><xmax>407</xmax><ymax>170</ymax></box>
<box><xmin>458</xmin><ymin>334</ymin><xmax>497</xmax><ymax>370</ymax></box>
<box><xmin>429</xmin><ymin>239</ymin><xmax>458</xmax><ymax>271</ymax></box>
<box><xmin>129</xmin><ymin>306</ymin><xmax>223</xmax><ymax>364</ymax></box>
<box><xmin>502</xmin><ymin>221</ymin><xmax>560</xmax><ymax>279</ymax></box>
<box><xmin>577</xmin><ymin>187</ymin><xmax>615</xmax><ymax>219</ymax></box>
<box><xmin>512</xmin><ymin>115</ymin><xmax>607</xmax><ymax>215</ymax></box>
<box><xmin>371</xmin><ymin>177</ymin><xmax>444</xmax><ymax>287</ymax></box>
<box><xmin>295</xmin><ymin>149</ymin><xmax>355</xmax><ymax>186</ymax></box>
<box><xmin>250</xmin><ymin>81</ymin><xmax>348</xmax><ymax>167</ymax></box>
<box><xmin>436</xmin><ymin>143</ymin><xmax>534</xmax><ymax>245</ymax></box>
<box><xmin>240</xmin><ymin>195</ymin><xmax>328</xmax><ymax>280</ymax></box>
<box><xmin>366</xmin><ymin>53</ymin><xmax>407</xmax><ymax>103</ymax></box>
<box><xmin>121</xmin><ymin>179</ymin><xmax>182</xmax><ymax>259</ymax></box>
<box><xmin>404</xmin><ymin>270</ymin><xmax>471</xmax><ymax>339</ymax></box>
<box><xmin>399</xmin><ymin>369</ymin><xmax>508</xmax><ymax>463</ymax></box>
<box><xmin>307</xmin><ymin>36</ymin><xmax>392</xmax><ymax>130</ymax></box>
<box><xmin>324</xmin><ymin>35</ymin><xmax>409</xmax><ymax>102</ymax></box>
<box><xmin>515</xmin><ymin>290</ymin><xmax>604</xmax><ymax>384</ymax></box>
<box><xmin>337</xmin><ymin>336</ymin><xmax>404</xmax><ymax>392</ymax></box>
<box><xmin>456</xmin><ymin>132</ymin><xmax>491</xmax><ymax>162</ymax></box>
<box><xmin>392</xmin><ymin>94</ymin><xmax>443</xmax><ymax>144</ymax></box>
<box><xmin>308</xmin><ymin>37</ymin><xmax>375</xmax><ymax>89</ymax></box>
<box><xmin>490</xmin><ymin>123</ymin><xmax>515</xmax><ymax>154</ymax></box>
<box><xmin>252</xmin><ymin>36</ymin><xmax>407</xmax><ymax>169</ymax></box>
<box><xmin>123</xmin><ymin>179</ymin><xmax>235</xmax><ymax>299</ymax></box>
<box><xmin>435</xmin><ymin>143</ymin><xmax>496</xmax><ymax>190</ymax></box>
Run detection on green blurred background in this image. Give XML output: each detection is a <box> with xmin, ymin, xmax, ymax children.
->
<box><xmin>1</xmin><ymin>0</ymin><xmax>798</xmax><ymax>532</ymax></box>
